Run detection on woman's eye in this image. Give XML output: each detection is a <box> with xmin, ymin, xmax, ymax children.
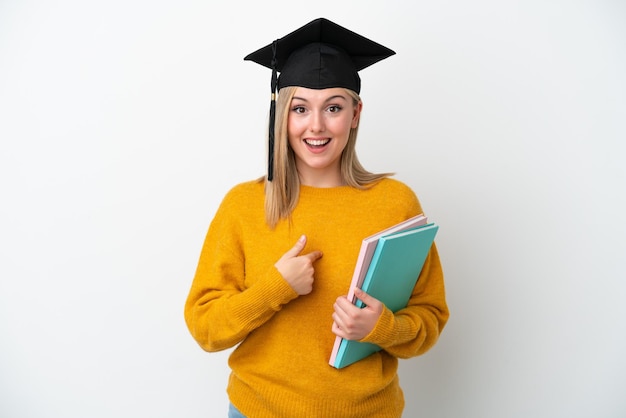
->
<box><xmin>291</xmin><ymin>106</ymin><xmax>306</xmax><ymax>114</ymax></box>
<box><xmin>327</xmin><ymin>105</ymin><xmax>342</xmax><ymax>113</ymax></box>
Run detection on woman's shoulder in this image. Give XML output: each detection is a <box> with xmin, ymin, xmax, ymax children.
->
<box><xmin>217</xmin><ymin>179</ymin><xmax>265</xmax><ymax>212</ymax></box>
<box><xmin>369</xmin><ymin>177</ymin><xmax>423</xmax><ymax>215</ymax></box>
<box><xmin>224</xmin><ymin>179</ymin><xmax>265</xmax><ymax>198</ymax></box>
<box><xmin>371</xmin><ymin>177</ymin><xmax>418</xmax><ymax>198</ymax></box>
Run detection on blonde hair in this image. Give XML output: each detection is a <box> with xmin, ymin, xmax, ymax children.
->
<box><xmin>263</xmin><ymin>86</ymin><xmax>392</xmax><ymax>228</ymax></box>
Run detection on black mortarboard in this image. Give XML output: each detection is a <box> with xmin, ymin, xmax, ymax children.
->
<box><xmin>244</xmin><ymin>18</ymin><xmax>395</xmax><ymax>181</ymax></box>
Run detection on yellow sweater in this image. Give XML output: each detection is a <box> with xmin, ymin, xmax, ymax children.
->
<box><xmin>185</xmin><ymin>178</ymin><xmax>449</xmax><ymax>418</ymax></box>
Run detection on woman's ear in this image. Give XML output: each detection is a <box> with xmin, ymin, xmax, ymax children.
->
<box><xmin>352</xmin><ymin>101</ymin><xmax>363</xmax><ymax>128</ymax></box>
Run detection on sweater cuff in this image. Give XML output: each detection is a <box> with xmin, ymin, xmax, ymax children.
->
<box><xmin>359</xmin><ymin>307</ymin><xmax>403</xmax><ymax>348</ymax></box>
<box><xmin>230</xmin><ymin>266</ymin><xmax>299</xmax><ymax>322</ymax></box>
<box><xmin>256</xmin><ymin>266</ymin><xmax>300</xmax><ymax>309</ymax></box>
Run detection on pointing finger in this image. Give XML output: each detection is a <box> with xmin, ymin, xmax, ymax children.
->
<box><xmin>302</xmin><ymin>250</ymin><xmax>323</xmax><ymax>262</ymax></box>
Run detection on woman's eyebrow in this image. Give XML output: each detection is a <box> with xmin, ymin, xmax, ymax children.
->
<box><xmin>291</xmin><ymin>95</ymin><xmax>348</xmax><ymax>103</ymax></box>
<box><xmin>325</xmin><ymin>95</ymin><xmax>348</xmax><ymax>103</ymax></box>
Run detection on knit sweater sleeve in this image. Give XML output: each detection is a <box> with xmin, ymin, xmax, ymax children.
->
<box><xmin>184</xmin><ymin>185</ymin><xmax>298</xmax><ymax>352</ymax></box>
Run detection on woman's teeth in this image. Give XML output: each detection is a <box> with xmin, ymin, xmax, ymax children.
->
<box><xmin>305</xmin><ymin>138</ymin><xmax>330</xmax><ymax>146</ymax></box>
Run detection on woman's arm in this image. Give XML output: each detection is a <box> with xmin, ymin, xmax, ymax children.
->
<box><xmin>184</xmin><ymin>234</ymin><xmax>299</xmax><ymax>352</ymax></box>
<box><xmin>183</xmin><ymin>191</ymin><xmax>300</xmax><ymax>352</ymax></box>
<box><xmin>331</xmin><ymin>243</ymin><xmax>448</xmax><ymax>358</ymax></box>
<box><xmin>359</xmin><ymin>244</ymin><xmax>449</xmax><ymax>358</ymax></box>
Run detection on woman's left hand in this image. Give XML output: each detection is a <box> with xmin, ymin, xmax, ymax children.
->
<box><xmin>331</xmin><ymin>288</ymin><xmax>384</xmax><ymax>341</ymax></box>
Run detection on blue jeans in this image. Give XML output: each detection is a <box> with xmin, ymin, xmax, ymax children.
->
<box><xmin>228</xmin><ymin>403</ymin><xmax>246</xmax><ymax>418</ymax></box>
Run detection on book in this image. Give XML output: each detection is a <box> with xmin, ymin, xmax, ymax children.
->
<box><xmin>345</xmin><ymin>214</ymin><xmax>428</xmax><ymax>305</ymax></box>
<box><xmin>328</xmin><ymin>215</ymin><xmax>428</xmax><ymax>367</ymax></box>
<box><xmin>329</xmin><ymin>222</ymin><xmax>439</xmax><ymax>369</ymax></box>
<box><xmin>328</xmin><ymin>216</ymin><xmax>428</xmax><ymax>367</ymax></box>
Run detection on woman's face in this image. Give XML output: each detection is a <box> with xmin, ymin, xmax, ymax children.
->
<box><xmin>287</xmin><ymin>87</ymin><xmax>361</xmax><ymax>187</ymax></box>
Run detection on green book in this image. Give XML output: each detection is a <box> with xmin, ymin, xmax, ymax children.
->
<box><xmin>331</xmin><ymin>223</ymin><xmax>439</xmax><ymax>369</ymax></box>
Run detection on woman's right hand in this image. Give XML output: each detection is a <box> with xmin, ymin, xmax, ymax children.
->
<box><xmin>274</xmin><ymin>235</ymin><xmax>323</xmax><ymax>295</ymax></box>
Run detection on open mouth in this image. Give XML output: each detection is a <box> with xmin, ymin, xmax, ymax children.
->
<box><xmin>304</xmin><ymin>138</ymin><xmax>331</xmax><ymax>147</ymax></box>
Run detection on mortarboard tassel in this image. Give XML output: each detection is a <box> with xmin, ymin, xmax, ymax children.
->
<box><xmin>267</xmin><ymin>41</ymin><xmax>278</xmax><ymax>182</ymax></box>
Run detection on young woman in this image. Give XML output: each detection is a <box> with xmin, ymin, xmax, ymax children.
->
<box><xmin>184</xmin><ymin>18</ymin><xmax>449</xmax><ymax>418</ymax></box>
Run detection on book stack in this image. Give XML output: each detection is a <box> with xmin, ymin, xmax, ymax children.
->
<box><xmin>329</xmin><ymin>214</ymin><xmax>439</xmax><ymax>369</ymax></box>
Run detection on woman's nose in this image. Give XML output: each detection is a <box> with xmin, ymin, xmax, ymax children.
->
<box><xmin>309</xmin><ymin>111</ymin><xmax>325</xmax><ymax>133</ymax></box>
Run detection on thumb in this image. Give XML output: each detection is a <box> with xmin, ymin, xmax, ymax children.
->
<box><xmin>283</xmin><ymin>235</ymin><xmax>307</xmax><ymax>258</ymax></box>
<box><xmin>354</xmin><ymin>288</ymin><xmax>378</xmax><ymax>308</ymax></box>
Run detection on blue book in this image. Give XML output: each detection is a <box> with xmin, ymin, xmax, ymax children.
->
<box><xmin>331</xmin><ymin>223</ymin><xmax>439</xmax><ymax>369</ymax></box>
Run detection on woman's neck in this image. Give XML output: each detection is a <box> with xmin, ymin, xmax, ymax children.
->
<box><xmin>297</xmin><ymin>168</ymin><xmax>344</xmax><ymax>188</ymax></box>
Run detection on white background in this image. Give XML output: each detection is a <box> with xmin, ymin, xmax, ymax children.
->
<box><xmin>1</xmin><ymin>1</ymin><xmax>625</xmax><ymax>417</ymax></box>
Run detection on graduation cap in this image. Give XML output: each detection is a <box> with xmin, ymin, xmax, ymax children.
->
<box><xmin>244</xmin><ymin>18</ymin><xmax>395</xmax><ymax>181</ymax></box>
